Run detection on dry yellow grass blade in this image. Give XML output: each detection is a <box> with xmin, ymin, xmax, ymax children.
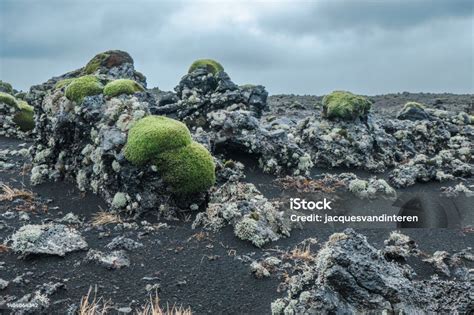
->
<box><xmin>0</xmin><ymin>183</ymin><xmax>34</xmax><ymax>202</ymax></box>
<box><xmin>287</xmin><ymin>244</ymin><xmax>313</xmax><ymax>262</ymax></box>
<box><xmin>137</xmin><ymin>293</ymin><xmax>192</xmax><ymax>315</ymax></box>
<box><xmin>91</xmin><ymin>211</ymin><xmax>122</xmax><ymax>226</ymax></box>
<box><xmin>78</xmin><ymin>286</ymin><xmax>111</xmax><ymax>315</ymax></box>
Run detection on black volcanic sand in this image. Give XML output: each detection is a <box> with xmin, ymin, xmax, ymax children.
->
<box><xmin>1</xmin><ymin>91</ymin><xmax>474</xmax><ymax>314</ymax></box>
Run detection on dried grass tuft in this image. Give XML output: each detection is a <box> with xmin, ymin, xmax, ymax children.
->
<box><xmin>78</xmin><ymin>286</ymin><xmax>111</xmax><ymax>315</ymax></box>
<box><xmin>91</xmin><ymin>211</ymin><xmax>122</xmax><ymax>226</ymax></box>
<box><xmin>0</xmin><ymin>183</ymin><xmax>34</xmax><ymax>202</ymax></box>
<box><xmin>137</xmin><ymin>293</ymin><xmax>192</xmax><ymax>315</ymax></box>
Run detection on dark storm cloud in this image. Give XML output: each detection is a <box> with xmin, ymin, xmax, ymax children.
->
<box><xmin>0</xmin><ymin>0</ymin><xmax>472</xmax><ymax>95</ymax></box>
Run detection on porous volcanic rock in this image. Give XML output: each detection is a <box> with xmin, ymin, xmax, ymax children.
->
<box><xmin>9</xmin><ymin>224</ymin><xmax>87</xmax><ymax>257</ymax></box>
<box><xmin>271</xmin><ymin>229</ymin><xmax>472</xmax><ymax>314</ymax></box>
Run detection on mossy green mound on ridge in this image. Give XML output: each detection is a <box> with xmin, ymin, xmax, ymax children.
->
<box><xmin>322</xmin><ymin>90</ymin><xmax>372</xmax><ymax>120</ymax></box>
<box><xmin>124</xmin><ymin>116</ymin><xmax>192</xmax><ymax>165</ymax></box>
<box><xmin>156</xmin><ymin>141</ymin><xmax>216</xmax><ymax>195</ymax></box>
<box><xmin>0</xmin><ymin>91</ymin><xmax>18</xmax><ymax>107</ymax></box>
<box><xmin>13</xmin><ymin>100</ymin><xmax>34</xmax><ymax>131</ymax></box>
<box><xmin>65</xmin><ymin>75</ymin><xmax>103</xmax><ymax>104</ymax></box>
<box><xmin>104</xmin><ymin>79</ymin><xmax>144</xmax><ymax>98</ymax></box>
<box><xmin>0</xmin><ymin>80</ymin><xmax>13</xmax><ymax>94</ymax></box>
<box><xmin>84</xmin><ymin>50</ymin><xmax>134</xmax><ymax>74</ymax></box>
<box><xmin>55</xmin><ymin>78</ymin><xmax>75</xmax><ymax>90</ymax></box>
<box><xmin>188</xmin><ymin>59</ymin><xmax>224</xmax><ymax>75</ymax></box>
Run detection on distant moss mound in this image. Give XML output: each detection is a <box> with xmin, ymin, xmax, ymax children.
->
<box><xmin>0</xmin><ymin>92</ymin><xmax>18</xmax><ymax>107</ymax></box>
<box><xmin>84</xmin><ymin>50</ymin><xmax>134</xmax><ymax>74</ymax></box>
<box><xmin>104</xmin><ymin>79</ymin><xmax>144</xmax><ymax>98</ymax></box>
<box><xmin>65</xmin><ymin>75</ymin><xmax>103</xmax><ymax>104</ymax></box>
<box><xmin>157</xmin><ymin>142</ymin><xmax>216</xmax><ymax>195</ymax></box>
<box><xmin>13</xmin><ymin>101</ymin><xmax>34</xmax><ymax>131</ymax></box>
<box><xmin>188</xmin><ymin>59</ymin><xmax>224</xmax><ymax>75</ymax></box>
<box><xmin>322</xmin><ymin>91</ymin><xmax>372</xmax><ymax>120</ymax></box>
<box><xmin>124</xmin><ymin>116</ymin><xmax>192</xmax><ymax>165</ymax></box>
<box><xmin>0</xmin><ymin>80</ymin><xmax>13</xmax><ymax>94</ymax></box>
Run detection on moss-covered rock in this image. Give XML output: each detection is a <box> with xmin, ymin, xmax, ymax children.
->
<box><xmin>156</xmin><ymin>142</ymin><xmax>216</xmax><ymax>195</ymax></box>
<box><xmin>84</xmin><ymin>50</ymin><xmax>134</xmax><ymax>74</ymax></box>
<box><xmin>55</xmin><ymin>78</ymin><xmax>75</xmax><ymax>90</ymax></box>
<box><xmin>404</xmin><ymin>102</ymin><xmax>425</xmax><ymax>110</ymax></box>
<box><xmin>397</xmin><ymin>101</ymin><xmax>430</xmax><ymax>121</ymax></box>
<box><xmin>124</xmin><ymin>116</ymin><xmax>192</xmax><ymax>165</ymax></box>
<box><xmin>0</xmin><ymin>91</ymin><xmax>18</xmax><ymax>107</ymax></box>
<box><xmin>65</xmin><ymin>75</ymin><xmax>103</xmax><ymax>104</ymax></box>
<box><xmin>104</xmin><ymin>79</ymin><xmax>144</xmax><ymax>98</ymax></box>
<box><xmin>322</xmin><ymin>91</ymin><xmax>372</xmax><ymax>120</ymax></box>
<box><xmin>15</xmin><ymin>92</ymin><xmax>27</xmax><ymax>100</ymax></box>
<box><xmin>13</xmin><ymin>101</ymin><xmax>34</xmax><ymax>131</ymax></box>
<box><xmin>0</xmin><ymin>80</ymin><xmax>13</xmax><ymax>94</ymax></box>
<box><xmin>188</xmin><ymin>59</ymin><xmax>224</xmax><ymax>75</ymax></box>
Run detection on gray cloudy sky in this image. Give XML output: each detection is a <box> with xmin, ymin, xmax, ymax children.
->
<box><xmin>1</xmin><ymin>0</ymin><xmax>473</xmax><ymax>95</ymax></box>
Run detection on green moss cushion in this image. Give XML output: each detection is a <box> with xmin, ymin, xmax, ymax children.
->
<box><xmin>322</xmin><ymin>91</ymin><xmax>372</xmax><ymax>120</ymax></box>
<box><xmin>124</xmin><ymin>116</ymin><xmax>192</xmax><ymax>165</ymax></box>
<box><xmin>188</xmin><ymin>59</ymin><xmax>224</xmax><ymax>75</ymax></box>
<box><xmin>104</xmin><ymin>79</ymin><xmax>144</xmax><ymax>98</ymax></box>
<box><xmin>65</xmin><ymin>76</ymin><xmax>103</xmax><ymax>104</ymax></box>
<box><xmin>156</xmin><ymin>142</ymin><xmax>216</xmax><ymax>195</ymax></box>
<box><xmin>13</xmin><ymin>101</ymin><xmax>34</xmax><ymax>131</ymax></box>
<box><xmin>0</xmin><ymin>92</ymin><xmax>18</xmax><ymax>107</ymax></box>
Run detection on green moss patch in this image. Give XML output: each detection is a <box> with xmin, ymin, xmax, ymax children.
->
<box><xmin>322</xmin><ymin>91</ymin><xmax>372</xmax><ymax>120</ymax></box>
<box><xmin>13</xmin><ymin>101</ymin><xmax>34</xmax><ymax>131</ymax></box>
<box><xmin>188</xmin><ymin>59</ymin><xmax>224</xmax><ymax>75</ymax></box>
<box><xmin>0</xmin><ymin>92</ymin><xmax>18</xmax><ymax>108</ymax></box>
<box><xmin>124</xmin><ymin>115</ymin><xmax>216</xmax><ymax>194</ymax></box>
<box><xmin>124</xmin><ymin>116</ymin><xmax>192</xmax><ymax>165</ymax></box>
<box><xmin>0</xmin><ymin>80</ymin><xmax>13</xmax><ymax>94</ymax></box>
<box><xmin>65</xmin><ymin>75</ymin><xmax>103</xmax><ymax>104</ymax></box>
<box><xmin>84</xmin><ymin>50</ymin><xmax>134</xmax><ymax>74</ymax></box>
<box><xmin>55</xmin><ymin>78</ymin><xmax>75</xmax><ymax>90</ymax></box>
<box><xmin>156</xmin><ymin>142</ymin><xmax>216</xmax><ymax>195</ymax></box>
<box><xmin>104</xmin><ymin>79</ymin><xmax>144</xmax><ymax>98</ymax></box>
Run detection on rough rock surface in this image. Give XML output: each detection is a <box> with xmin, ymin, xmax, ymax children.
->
<box><xmin>380</xmin><ymin>231</ymin><xmax>419</xmax><ymax>260</ymax></box>
<box><xmin>193</xmin><ymin>179</ymin><xmax>291</xmax><ymax>247</ymax></box>
<box><xmin>106</xmin><ymin>236</ymin><xmax>143</xmax><ymax>250</ymax></box>
<box><xmin>271</xmin><ymin>229</ymin><xmax>472</xmax><ymax>314</ymax></box>
<box><xmin>9</xmin><ymin>224</ymin><xmax>87</xmax><ymax>257</ymax></box>
<box><xmin>86</xmin><ymin>249</ymin><xmax>130</xmax><ymax>269</ymax></box>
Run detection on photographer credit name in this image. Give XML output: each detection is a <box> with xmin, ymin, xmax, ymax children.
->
<box><xmin>289</xmin><ymin>198</ymin><xmax>418</xmax><ymax>224</ymax></box>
